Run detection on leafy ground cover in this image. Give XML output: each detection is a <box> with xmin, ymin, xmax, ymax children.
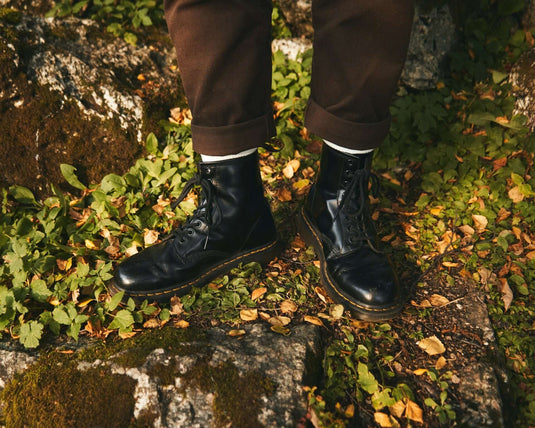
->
<box><xmin>1</xmin><ymin>0</ymin><xmax>535</xmax><ymax>426</ymax></box>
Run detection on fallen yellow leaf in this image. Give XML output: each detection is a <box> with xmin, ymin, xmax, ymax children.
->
<box><xmin>413</xmin><ymin>368</ymin><xmax>428</xmax><ymax>375</ymax></box>
<box><xmin>143</xmin><ymin>229</ymin><xmax>159</xmax><ymax>246</ymax></box>
<box><xmin>435</xmin><ymin>356</ymin><xmax>447</xmax><ymax>370</ymax></box>
<box><xmin>280</xmin><ymin>300</ymin><xmax>298</xmax><ymax>314</ymax></box>
<box><xmin>374</xmin><ymin>412</ymin><xmax>393</xmax><ymax>427</ymax></box>
<box><xmin>329</xmin><ymin>304</ymin><xmax>345</xmax><ymax>320</ymax></box>
<box><xmin>345</xmin><ymin>404</ymin><xmax>355</xmax><ymax>418</ymax></box>
<box><xmin>175</xmin><ymin>319</ymin><xmax>190</xmax><ymax>329</ymax></box>
<box><xmin>472</xmin><ymin>214</ymin><xmax>488</xmax><ymax>232</ymax></box>
<box><xmin>389</xmin><ymin>400</ymin><xmax>405</xmax><ymax>418</ymax></box>
<box><xmin>271</xmin><ymin>325</ymin><xmax>291</xmax><ymax>335</ymax></box>
<box><xmin>143</xmin><ymin>319</ymin><xmax>160</xmax><ymax>328</ymax></box>
<box><xmin>251</xmin><ymin>287</ymin><xmax>267</xmax><ymax>301</ymax></box>
<box><xmin>227</xmin><ymin>329</ymin><xmax>246</xmax><ymax>337</ymax></box>
<box><xmin>429</xmin><ymin>294</ymin><xmax>450</xmax><ymax>307</ymax></box>
<box><xmin>508</xmin><ymin>186</ymin><xmax>525</xmax><ymax>203</ymax></box>
<box><xmin>304</xmin><ymin>315</ymin><xmax>324</xmax><ymax>327</ymax></box>
<box><xmin>268</xmin><ymin>315</ymin><xmax>291</xmax><ymax>326</ymax></box>
<box><xmin>240</xmin><ymin>309</ymin><xmax>258</xmax><ymax>321</ymax></box>
<box><xmin>418</xmin><ymin>335</ymin><xmax>446</xmax><ymax>356</ymax></box>
<box><xmin>405</xmin><ymin>400</ymin><xmax>423</xmax><ymax>423</ymax></box>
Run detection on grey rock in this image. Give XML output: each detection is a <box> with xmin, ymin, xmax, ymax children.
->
<box><xmin>510</xmin><ymin>48</ymin><xmax>535</xmax><ymax>130</ymax></box>
<box><xmin>401</xmin><ymin>5</ymin><xmax>456</xmax><ymax>90</ymax></box>
<box><xmin>0</xmin><ymin>349</ymin><xmax>36</xmax><ymax>389</ymax></box>
<box><xmin>276</xmin><ymin>0</ymin><xmax>313</xmax><ymax>38</ymax></box>
<box><xmin>454</xmin><ymin>287</ymin><xmax>505</xmax><ymax>427</ymax></box>
<box><xmin>0</xmin><ymin>13</ymin><xmax>181</xmax><ymax>196</ymax></box>
<box><xmin>0</xmin><ymin>324</ymin><xmax>322</xmax><ymax>427</ymax></box>
<box><xmin>272</xmin><ymin>38</ymin><xmax>312</xmax><ymax>61</ymax></box>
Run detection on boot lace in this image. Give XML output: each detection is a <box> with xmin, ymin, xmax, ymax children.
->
<box><xmin>336</xmin><ymin>168</ymin><xmax>380</xmax><ymax>250</ymax></box>
<box><xmin>170</xmin><ymin>170</ymin><xmax>214</xmax><ymax>249</ymax></box>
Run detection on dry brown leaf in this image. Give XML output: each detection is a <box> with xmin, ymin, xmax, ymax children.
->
<box><xmin>418</xmin><ymin>335</ymin><xmax>446</xmax><ymax>356</ymax></box>
<box><xmin>119</xmin><ymin>331</ymin><xmax>137</xmax><ymax>339</ymax></box>
<box><xmin>429</xmin><ymin>294</ymin><xmax>450</xmax><ymax>307</ymax></box>
<box><xmin>526</xmin><ymin>250</ymin><xmax>535</xmax><ymax>260</ymax></box>
<box><xmin>435</xmin><ymin>356</ymin><xmax>447</xmax><ymax>370</ymax></box>
<box><xmin>276</xmin><ymin>187</ymin><xmax>292</xmax><ymax>202</ymax></box>
<box><xmin>143</xmin><ymin>229</ymin><xmax>159</xmax><ymax>246</ymax></box>
<box><xmin>240</xmin><ymin>309</ymin><xmax>258</xmax><ymax>321</ymax></box>
<box><xmin>508</xmin><ymin>186</ymin><xmax>525</xmax><ymax>203</ymax></box>
<box><xmin>258</xmin><ymin>311</ymin><xmax>271</xmax><ymax>321</ymax></box>
<box><xmin>124</xmin><ymin>243</ymin><xmax>139</xmax><ymax>257</ymax></box>
<box><xmin>269</xmin><ymin>315</ymin><xmax>291</xmax><ymax>326</ymax></box>
<box><xmin>499</xmin><ymin>278</ymin><xmax>513</xmax><ymax>311</ymax></box>
<box><xmin>143</xmin><ymin>318</ymin><xmax>160</xmax><ymax>328</ymax></box>
<box><xmin>251</xmin><ymin>287</ymin><xmax>267</xmax><ymax>301</ymax></box>
<box><xmin>405</xmin><ymin>400</ymin><xmax>423</xmax><ymax>423</ymax></box>
<box><xmin>304</xmin><ymin>315</ymin><xmax>325</xmax><ymax>327</ymax></box>
<box><xmin>374</xmin><ymin>412</ymin><xmax>393</xmax><ymax>427</ymax></box>
<box><xmin>472</xmin><ymin>214</ymin><xmax>488</xmax><ymax>232</ymax></box>
<box><xmin>170</xmin><ymin>296</ymin><xmax>183</xmax><ymax>316</ymax></box>
<box><xmin>314</xmin><ymin>287</ymin><xmax>328</xmax><ymax>303</ymax></box>
<box><xmin>458</xmin><ymin>224</ymin><xmax>475</xmax><ymax>236</ymax></box>
<box><xmin>389</xmin><ymin>400</ymin><xmax>406</xmax><ymax>418</ymax></box>
<box><xmin>280</xmin><ymin>300</ymin><xmax>298</xmax><ymax>314</ymax></box>
<box><xmin>227</xmin><ymin>329</ymin><xmax>246</xmax><ymax>337</ymax></box>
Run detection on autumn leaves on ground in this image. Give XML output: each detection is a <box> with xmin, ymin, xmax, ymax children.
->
<box><xmin>2</xmin><ymin>2</ymin><xmax>535</xmax><ymax>427</ymax></box>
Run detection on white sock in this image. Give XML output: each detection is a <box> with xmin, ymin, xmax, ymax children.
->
<box><xmin>200</xmin><ymin>148</ymin><xmax>257</xmax><ymax>163</ymax></box>
<box><xmin>324</xmin><ymin>140</ymin><xmax>374</xmax><ymax>155</ymax></box>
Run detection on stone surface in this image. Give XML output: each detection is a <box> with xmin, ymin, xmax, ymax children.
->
<box><xmin>401</xmin><ymin>5</ymin><xmax>456</xmax><ymax>90</ymax></box>
<box><xmin>275</xmin><ymin>1</ymin><xmax>455</xmax><ymax>90</ymax></box>
<box><xmin>454</xmin><ymin>289</ymin><xmax>505</xmax><ymax>427</ymax></box>
<box><xmin>0</xmin><ymin>12</ymin><xmax>182</xmax><ymax>197</ymax></box>
<box><xmin>0</xmin><ymin>324</ymin><xmax>322</xmax><ymax>427</ymax></box>
<box><xmin>510</xmin><ymin>48</ymin><xmax>535</xmax><ymax>130</ymax></box>
<box><xmin>276</xmin><ymin>0</ymin><xmax>313</xmax><ymax>38</ymax></box>
<box><xmin>272</xmin><ymin>38</ymin><xmax>312</xmax><ymax>61</ymax></box>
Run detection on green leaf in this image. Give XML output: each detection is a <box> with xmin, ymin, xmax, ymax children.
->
<box><xmin>60</xmin><ymin>164</ymin><xmax>87</xmax><ymax>190</ymax></box>
<box><xmin>53</xmin><ymin>306</ymin><xmax>72</xmax><ymax>325</ymax></box>
<box><xmin>357</xmin><ymin>362</ymin><xmax>379</xmax><ymax>394</ymax></box>
<box><xmin>107</xmin><ymin>291</ymin><xmax>124</xmax><ymax>312</ymax></box>
<box><xmin>108</xmin><ymin>309</ymin><xmax>135</xmax><ymax>330</ymax></box>
<box><xmin>145</xmin><ymin>132</ymin><xmax>159</xmax><ymax>154</ymax></box>
<box><xmin>19</xmin><ymin>321</ymin><xmax>43</xmax><ymax>349</ymax></box>
<box><xmin>30</xmin><ymin>279</ymin><xmax>52</xmax><ymax>303</ymax></box>
<box><xmin>9</xmin><ymin>186</ymin><xmax>37</xmax><ymax>205</ymax></box>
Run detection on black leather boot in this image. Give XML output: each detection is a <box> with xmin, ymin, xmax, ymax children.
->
<box><xmin>298</xmin><ymin>145</ymin><xmax>404</xmax><ymax>321</ymax></box>
<box><xmin>110</xmin><ymin>152</ymin><xmax>281</xmax><ymax>302</ymax></box>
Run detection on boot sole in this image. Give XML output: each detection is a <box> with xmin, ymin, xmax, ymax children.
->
<box><xmin>108</xmin><ymin>239</ymin><xmax>283</xmax><ymax>303</ymax></box>
<box><xmin>298</xmin><ymin>207</ymin><xmax>404</xmax><ymax>321</ymax></box>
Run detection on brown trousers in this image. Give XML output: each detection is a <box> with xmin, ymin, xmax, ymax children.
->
<box><xmin>164</xmin><ymin>0</ymin><xmax>414</xmax><ymax>155</ymax></box>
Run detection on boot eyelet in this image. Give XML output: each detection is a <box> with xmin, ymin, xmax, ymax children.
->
<box><xmin>187</xmin><ymin>229</ymin><xmax>195</xmax><ymax>236</ymax></box>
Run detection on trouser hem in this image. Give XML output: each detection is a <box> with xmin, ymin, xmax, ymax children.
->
<box><xmin>191</xmin><ymin>112</ymin><xmax>276</xmax><ymax>156</ymax></box>
<box><xmin>304</xmin><ymin>98</ymin><xmax>391</xmax><ymax>151</ymax></box>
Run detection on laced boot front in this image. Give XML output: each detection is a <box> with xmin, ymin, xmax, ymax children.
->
<box><xmin>299</xmin><ymin>145</ymin><xmax>404</xmax><ymax>321</ymax></box>
<box><xmin>111</xmin><ymin>152</ymin><xmax>281</xmax><ymax>302</ymax></box>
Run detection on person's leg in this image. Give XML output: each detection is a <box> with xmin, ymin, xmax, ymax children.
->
<box><xmin>111</xmin><ymin>0</ymin><xmax>280</xmax><ymax>301</ymax></box>
<box><xmin>300</xmin><ymin>0</ymin><xmax>415</xmax><ymax>320</ymax></box>
<box><xmin>164</xmin><ymin>0</ymin><xmax>275</xmax><ymax>156</ymax></box>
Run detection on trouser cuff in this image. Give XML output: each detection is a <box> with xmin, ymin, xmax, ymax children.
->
<box><xmin>191</xmin><ymin>112</ymin><xmax>276</xmax><ymax>156</ymax></box>
<box><xmin>304</xmin><ymin>98</ymin><xmax>391</xmax><ymax>151</ymax></box>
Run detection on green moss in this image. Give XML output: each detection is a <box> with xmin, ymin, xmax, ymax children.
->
<box><xmin>0</xmin><ymin>8</ymin><xmax>22</xmax><ymax>24</ymax></box>
<box><xmin>0</xmin><ymin>352</ymin><xmax>137</xmax><ymax>428</ymax></box>
<box><xmin>78</xmin><ymin>325</ymin><xmax>208</xmax><ymax>366</ymax></box>
<box><xmin>182</xmin><ymin>358</ymin><xmax>276</xmax><ymax>428</ymax></box>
